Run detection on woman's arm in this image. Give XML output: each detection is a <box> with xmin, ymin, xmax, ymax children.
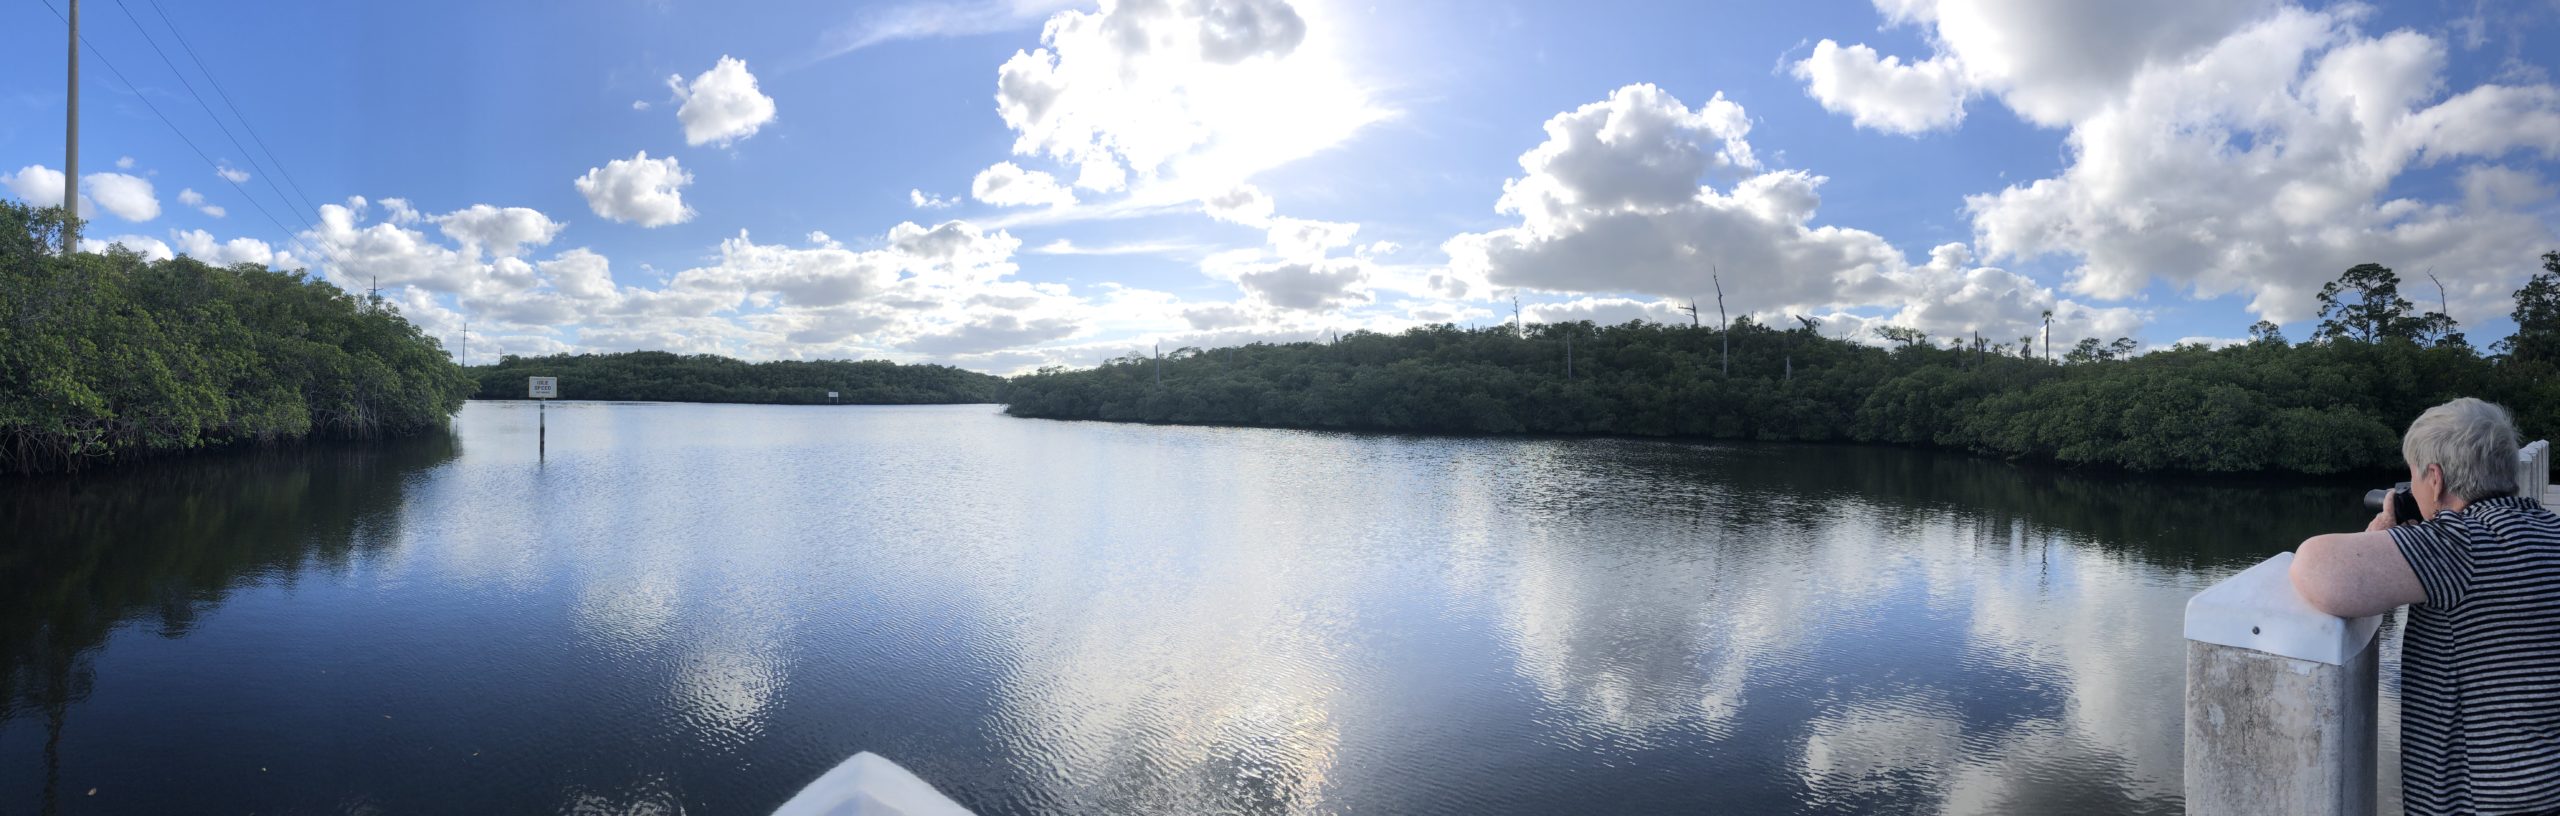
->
<box><xmin>2291</xmin><ymin>529</ymin><xmax>2427</xmax><ymax>618</ymax></box>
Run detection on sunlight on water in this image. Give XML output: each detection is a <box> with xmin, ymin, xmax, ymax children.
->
<box><xmin>0</xmin><ymin>403</ymin><xmax>2373</xmax><ymax>814</ymax></box>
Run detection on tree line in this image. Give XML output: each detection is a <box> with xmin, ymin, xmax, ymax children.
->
<box><xmin>0</xmin><ymin>203</ymin><xmax>476</xmax><ymax>476</ymax></box>
<box><xmin>1004</xmin><ymin>252</ymin><xmax>2560</xmax><ymax>475</ymax></box>
<box><xmin>466</xmin><ymin>351</ymin><xmax>1003</xmax><ymax>405</ymax></box>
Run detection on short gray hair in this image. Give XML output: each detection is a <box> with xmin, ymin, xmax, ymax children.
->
<box><xmin>2402</xmin><ymin>397</ymin><xmax>2520</xmax><ymax>501</ymax></box>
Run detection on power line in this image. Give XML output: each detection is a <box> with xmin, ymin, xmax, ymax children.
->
<box><xmin>37</xmin><ymin>0</ymin><xmax>301</xmax><ymax>243</ymax></box>
<box><xmin>143</xmin><ymin>0</ymin><xmax>323</xmax><ymax>217</ymax></box>
<box><xmin>45</xmin><ymin>0</ymin><xmax>353</xmax><ymax>280</ymax></box>
<box><xmin>105</xmin><ymin>0</ymin><xmax>315</xmax><ymax>236</ymax></box>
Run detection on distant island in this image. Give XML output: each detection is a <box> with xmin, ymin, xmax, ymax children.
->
<box><xmin>467</xmin><ymin>351</ymin><xmax>1003</xmax><ymax>405</ymax></box>
<box><xmin>0</xmin><ymin>203</ymin><xmax>474</xmax><ymax>476</ymax></box>
<box><xmin>1006</xmin><ymin>254</ymin><xmax>2560</xmax><ymax>476</ymax></box>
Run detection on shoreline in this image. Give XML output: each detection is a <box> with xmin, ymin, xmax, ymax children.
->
<box><xmin>999</xmin><ymin>408</ymin><xmax>2404</xmax><ymax>485</ymax></box>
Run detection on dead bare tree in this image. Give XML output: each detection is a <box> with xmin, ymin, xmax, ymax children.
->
<box><xmin>2427</xmin><ymin>267</ymin><xmax>2452</xmax><ymax>326</ymax></box>
<box><xmin>1714</xmin><ymin>266</ymin><xmax>1729</xmax><ymax>376</ymax></box>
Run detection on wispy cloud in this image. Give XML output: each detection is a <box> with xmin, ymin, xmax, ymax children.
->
<box><xmin>808</xmin><ymin>0</ymin><xmax>1084</xmax><ymax>65</ymax></box>
<box><xmin>973</xmin><ymin>195</ymin><xmax>1193</xmax><ymax>230</ymax></box>
<box><xmin>1030</xmin><ymin>238</ymin><xmax>1219</xmax><ymax>258</ymax></box>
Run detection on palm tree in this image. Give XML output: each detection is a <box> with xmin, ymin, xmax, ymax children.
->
<box><xmin>2041</xmin><ymin>309</ymin><xmax>2054</xmax><ymax>362</ymax></box>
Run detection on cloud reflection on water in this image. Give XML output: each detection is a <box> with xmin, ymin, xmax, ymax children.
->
<box><xmin>1462</xmin><ymin>439</ymin><xmax>2238</xmax><ymax>813</ymax></box>
<box><xmin>935</xmin><ymin>427</ymin><xmax>2255</xmax><ymax>813</ymax></box>
<box><xmin>3</xmin><ymin>405</ymin><xmax>2353</xmax><ymax>815</ymax></box>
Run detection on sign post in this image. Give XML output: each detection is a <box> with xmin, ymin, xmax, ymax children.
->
<box><xmin>827</xmin><ymin>390</ymin><xmax>839</xmax><ymax>404</ymax></box>
<box><xmin>529</xmin><ymin>376</ymin><xmax>557</xmax><ymax>459</ymax></box>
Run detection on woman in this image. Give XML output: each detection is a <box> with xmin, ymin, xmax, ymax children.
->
<box><xmin>2294</xmin><ymin>397</ymin><xmax>2560</xmax><ymax>814</ymax></box>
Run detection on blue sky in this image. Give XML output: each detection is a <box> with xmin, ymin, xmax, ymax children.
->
<box><xmin>5</xmin><ymin>0</ymin><xmax>2558</xmax><ymax>370</ymax></box>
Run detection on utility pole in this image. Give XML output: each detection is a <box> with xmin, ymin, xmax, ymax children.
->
<box><xmin>461</xmin><ymin>318</ymin><xmax>469</xmax><ymax>367</ymax></box>
<box><xmin>63</xmin><ymin>0</ymin><xmax>79</xmax><ymax>255</ymax></box>
<box><xmin>1512</xmin><ymin>294</ymin><xmax>1524</xmax><ymax>337</ymax></box>
<box><xmin>1713</xmin><ymin>266</ymin><xmax>1729</xmax><ymax>376</ymax></box>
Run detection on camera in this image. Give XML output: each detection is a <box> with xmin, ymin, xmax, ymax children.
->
<box><xmin>2363</xmin><ymin>481</ymin><xmax>2424</xmax><ymax>524</ymax></box>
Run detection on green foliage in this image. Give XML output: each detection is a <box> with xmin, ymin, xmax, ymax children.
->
<box><xmin>2249</xmin><ymin>320</ymin><xmax>2287</xmax><ymax>345</ymax></box>
<box><xmin>2498</xmin><ymin>251</ymin><xmax>2560</xmax><ymax>363</ymax></box>
<box><xmin>2063</xmin><ymin>336</ymin><xmax>2140</xmax><ymax>364</ymax></box>
<box><xmin>1007</xmin><ymin>257</ymin><xmax>2560</xmax><ymax>475</ymax></box>
<box><xmin>2312</xmin><ymin>262</ymin><xmax>2463</xmax><ymax>346</ymax></box>
<box><xmin>0</xmin><ymin>202</ymin><xmax>476</xmax><ymax>475</ymax></box>
<box><xmin>465</xmin><ymin>351</ymin><xmax>1002</xmax><ymax>405</ymax></box>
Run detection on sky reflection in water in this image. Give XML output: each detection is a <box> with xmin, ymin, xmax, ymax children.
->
<box><xmin>0</xmin><ymin>402</ymin><xmax>2375</xmax><ymax>814</ymax></box>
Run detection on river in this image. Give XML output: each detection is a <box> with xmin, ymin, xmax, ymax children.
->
<box><xmin>0</xmin><ymin>402</ymin><xmax>2394</xmax><ymax>814</ymax></box>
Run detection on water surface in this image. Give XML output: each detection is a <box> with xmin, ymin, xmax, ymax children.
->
<box><xmin>1</xmin><ymin>402</ymin><xmax>2380</xmax><ymax>814</ymax></box>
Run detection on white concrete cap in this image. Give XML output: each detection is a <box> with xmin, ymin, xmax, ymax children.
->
<box><xmin>772</xmin><ymin>752</ymin><xmax>976</xmax><ymax>816</ymax></box>
<box><xmin>2184</xmin><ymin>553</ymin><xmax>2383</xmax><ymax>666</ymax></box>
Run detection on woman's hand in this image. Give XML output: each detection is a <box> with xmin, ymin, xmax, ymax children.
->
<box><xmin>2365</xmin><ymin>489</ymin><xmax>2401</xmax><ymax>532</ymax></box>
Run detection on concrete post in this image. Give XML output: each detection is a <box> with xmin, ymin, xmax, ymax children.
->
<box><xmin>2184</xmin><ymin>553</ymin><xmax>2383</xmax><ymax>816</ymax></box>
<box><xmin>2517</xmin><ymin>439</ymin><xmax>2549</xmax><ymax>503</ymax></box>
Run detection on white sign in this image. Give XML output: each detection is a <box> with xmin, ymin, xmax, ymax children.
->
<box><xmin>827</xmin><ymin>391</ymin><xmax>839</xmax><ymax>399</ymax></box>
<box><xmin>528</xmin><ymin>376</ymin><xmax>558</xmax><ymax>399</ymax></box>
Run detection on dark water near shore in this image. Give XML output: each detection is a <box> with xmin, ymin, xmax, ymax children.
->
<box><xmin>2</xmin><ymin>402</ymin><xmax>2388</xmax><ymax>814</ymax></box>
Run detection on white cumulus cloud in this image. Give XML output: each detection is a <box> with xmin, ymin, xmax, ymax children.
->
<box><xmin>1203</xmin><ymin>184</ymin><xmax>1275</xmax><ymax>226</ymax></box>
<box><xmin>1792</xmin><ymin>40</ymin><xmax>1969</xmax><ymax>134</ymax></box>
<box><xmin>5</xmin><ymin>166</ymin><xmax>159</xmax><ymax>221</ymax></box>
<box><xmin>993</xmin><ymin>0</ymin><xmax>1386</xmax><ymax>198</ymax></box>
<box><xmin>3</xmin><ymin>165</ymin><xmax>89</xmax><ymax>218</ymax></box>
<box><xmin>82</xmin><ymin>173</ymin><xmax>160</xmax><ymax>222</ymax></box>
<box><xmin>971</xmin><ymin>161</ymin><xmax>1077</xmax><ymax>208</ymax></box>
<box><xmin>172</xmin><ymin>229</ymin><xmax>284</xmax><ymax>266</ymax></box>
<box><xmin>1963</xmin><ymin>7</ymin><xmax>2560</xmax><ymax>322</ymax></box>
<box><xmin>669</xmin><ymin>56</ymin><xmax>778</xmax><ymax>147</ymax></box>
<box><xmin>1819</xmin><ymin>0</ymin><xmax>2281</xmax><ymax>129</ymax></box>
<box><xmin>1235</xmin><ymin>259</ymin><xmax>1370</xmax><ymax>312</ymax></box>
<box><xmin>78</xmin><ymin>234</ymin><xmax>172</xmax><ymax>260</ymax></box>
<box><xmin>302</xmin><ymin>199</ymin><xmax>494</xmax><ymax>294</ymax></box>
<box><xmin>576</xmin><ymin>151</ymin><xmax>696</xmax><ymax>228</ymax></box>
<box><xmin>1525</xmin><ymin>297</ymin><xmax>1691</xmax><ymax>327</ymax></box>
<box><xmin>434</xmin><ymin>204</ymin><xmax>567</xmax><ymax>259</ymax></box>
<box><xmin>176</xmin><ymin>188</ymin><xmax>225</xmax><ymax>218</ymax></box>
<box><xmin>1443</xmin><ymin>83</ymin><xmax>2140</xmax><ymax>345</ymax></box>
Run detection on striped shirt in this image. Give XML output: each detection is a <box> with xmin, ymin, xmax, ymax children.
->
<box><xmin>2391</xmin><ymin>495</ymin><xmax>2560</xmax><ymax>815</ymax></box>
